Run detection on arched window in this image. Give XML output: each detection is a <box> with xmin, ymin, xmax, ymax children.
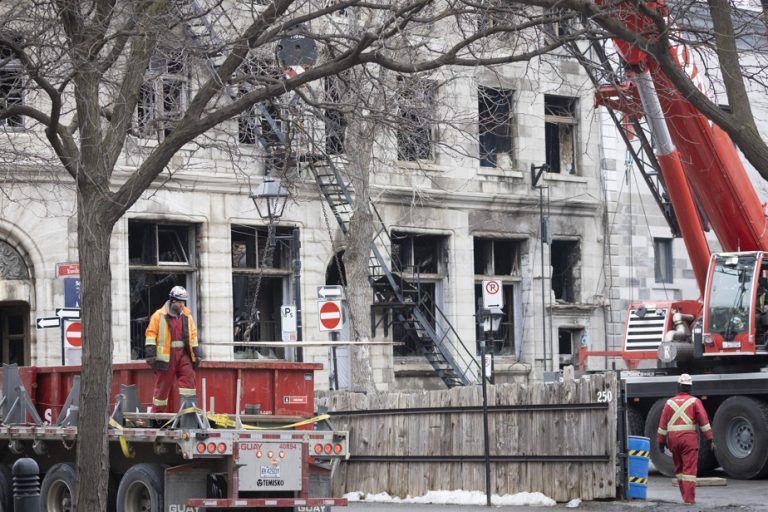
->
<box><xmin>0</xmin><ymin>240</ymin><xmax>29</xmax><ymax>280</ymax></box>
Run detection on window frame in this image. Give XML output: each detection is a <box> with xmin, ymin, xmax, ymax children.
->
<box><xmin>128</xmin><ymin>220</ymin><xmax>198</xmax><ymax>360</ymax></box>
<box><xmin>544</xmin><ymin>95</ymin><xmax>578</xmax><ymax>174</ymax></box>
<box><xmin>396</xmin><ymin>76</ymin><xmax>437</xmax><ymax>162</ymax></box>
<box><xmin>0</xmin><ymin>39</ymin><xmax>24</xmax><ymax>129</ymax></box>
<box><xmin>231</xmin><ymin>224</ymin><xmax>297</xmax><ymax>359</ymax></box>
<box><xmin>135</xmin><ymin>50</ymin><xmax>189</xmax><ymax>140</ymax></box>
<box><xmin>550</xmin><ymin>239</ymin><xmax>580</xmax><ymax>303</ymax></box>
<box><xmin>473</xmin><ymin>237</ymin><xmax>522</xmax><ymax>355</ymax></box>
<box><xmin>654</xmin><ymin>237</ymin><xmax>674</xmax><ymax>284</ymax></box>
<box><xmin>324</xmin><ymin>75</ymin><xmax>347</xmax><ymax>155</ymax></box>
<box><xmin>478</xmin><ymin>86</ymin><xmax>514</xmax><ymax>169</ymax></box>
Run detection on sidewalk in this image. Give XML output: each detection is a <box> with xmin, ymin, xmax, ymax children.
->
<box><xmin>340</xmin><ymin>469</ymin><xmax>763</xmax><ymax>511</ymax></box>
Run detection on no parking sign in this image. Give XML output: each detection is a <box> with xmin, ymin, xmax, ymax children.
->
<box><xmin>482</xmin><ymin>279</ymin><xmax>503</xmax><ymax>308</ymax></box>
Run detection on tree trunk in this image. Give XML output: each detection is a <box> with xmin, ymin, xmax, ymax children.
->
<box><xmin>74</xmin><ymin>193</ymin><xmax>115</xmax><ymax>511</ymax></box>
<box><xmin>343</xmin><ymin>112</ymin><xmax>377</xmax><ymax>393</ymax></box>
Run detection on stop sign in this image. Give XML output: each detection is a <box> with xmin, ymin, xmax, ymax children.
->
<box><xmin>318</xmin><ymin>301</ymin><xmax>343</xmax><ymax>332</ymax></box>
<box><xmin>65</xmin><ymin>321</ymin><xmax>82</xmax><ymax>348</ymax></box>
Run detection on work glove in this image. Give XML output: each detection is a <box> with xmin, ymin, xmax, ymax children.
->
<box><xmin>658</xmin><ymin>443</ymin><xmax>665</xmax><ymax>452</ymax></box>
<box><xmin>145</xmin><ymin>345</ymin><xmax>156</xmax><ymax>367</ymax></box>
<box><xmin>192</xmin><ymin>347</ymin><xmax>203</xmax><ymax>370</ymax></box>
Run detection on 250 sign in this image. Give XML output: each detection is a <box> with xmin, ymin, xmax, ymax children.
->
<box><xmin>596</xmin><ymin>390</ymin><xmax>613</xmax><ymax>403</ymax></box>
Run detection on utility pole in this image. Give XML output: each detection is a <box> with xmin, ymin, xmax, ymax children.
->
<box><xmin>531</xmin><ymin>164</ymin><xmax>550</xmax><ymax>372</ymax></box>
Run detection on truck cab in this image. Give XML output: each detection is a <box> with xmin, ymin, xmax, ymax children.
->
<box><xmin>703</xmin><ymin>252</ymin><xmax>768</xmax><ymax>356</ymax></box>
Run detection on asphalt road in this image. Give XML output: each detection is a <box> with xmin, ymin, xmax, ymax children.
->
<box><xmin>334</xmin><ymin>469</ymin><xmax>767</xmax><ymax>511</ymax></box>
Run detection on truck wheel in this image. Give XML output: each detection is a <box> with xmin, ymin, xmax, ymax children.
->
<box><xmin>644</xmin><ymin>399</ymin><xmax>674</xmax><ymax>476</ymax></box>
<box><xmin>116</xmin><ymin>463</ymin><xmax>165</xmax><ymax>512</ymax></box>
<box><xmin>40</xmin><ymin>462</ymin><xmax>76</xmax><ymax>512</ymax></box>
<box><xmin>0</xmin><ymin>464</ymin><xmax>12</xmax><ymax>512</ymax></box>
<box><xmin>627</xmin><ymin>406</ymin><xmax>644</xmax><ymax>436</ymax></box>
<box><xmin>697</xmin><ymin>437</ymin><xmax>719</xmax><ymax>475</ymax></box>
<box><xmin>713</xmin><ymin>396</ymin><xmax>768</xmax><ymax>479</ymax></box>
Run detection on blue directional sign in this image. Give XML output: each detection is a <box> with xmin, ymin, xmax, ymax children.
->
<box><xmin>64</xmin><ymin>277</ymin><xmax>80</xmax><ymax>308</ymax></box>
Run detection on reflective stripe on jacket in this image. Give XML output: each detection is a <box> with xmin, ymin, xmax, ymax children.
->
<box><xmin>656</xmin><ymin>392</ymin><xmax>713</xmax><ymax>446</ymax></box>
<box><xmin>145</xmin><ymin>302</ymin><xmax>199</xmax><ymax>364</ymax></box>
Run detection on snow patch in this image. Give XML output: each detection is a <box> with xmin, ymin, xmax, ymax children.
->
<box><xmin>343</xmin><ymin>489</ymin><xmax>558</xmax><ymax>506</ymax></box>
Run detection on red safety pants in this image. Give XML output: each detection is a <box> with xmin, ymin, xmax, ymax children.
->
<box><xmin>668</xmin><ymin>432</ymin><xmax>699</xmax><ymax>504</ymax></box>
<box><xmin>152</xmin><ymin>346</ymin><xmax>196</xmax><ymax>413</ymax></box>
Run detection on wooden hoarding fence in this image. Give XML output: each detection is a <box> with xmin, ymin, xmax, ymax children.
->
<box><xmin>321</xmin><ymin>371</ymin><xmax>618</xmax><ymax>502</ymax></box>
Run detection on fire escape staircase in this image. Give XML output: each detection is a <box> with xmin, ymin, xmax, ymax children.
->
<box><xmin>308</xmin><ymin>159</ymin><xmax>481</xmax><ymax>387</ymax></box>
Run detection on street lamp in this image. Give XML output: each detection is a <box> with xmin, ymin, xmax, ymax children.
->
<box><xmin>250</xmin><ymin>175</ymin><xmax>302</xmax><ymax>362</ymax></box>
<box><xmin>477</xmin><ymin>306</ymin><xmax>503</xmax><ymax>507</ymax></box>
<box><xmin>531</xmin><ymin>163</ymin><xmax>550</xmax><ymax>372</ymax></box>
<box><xmin>249</xmin><ymin>175</ymin><xmax>289</xmax><ymax>220</ymax></box>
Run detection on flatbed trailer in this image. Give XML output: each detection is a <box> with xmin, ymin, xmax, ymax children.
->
<box><xmin>0</xmin><ymin>361</ymin><xmax>349</xmax><ymax>511</ymax></box>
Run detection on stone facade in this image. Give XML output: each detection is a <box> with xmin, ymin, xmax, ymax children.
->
<box><xmin>4</xmin><ymin>40</ymin><xmax>762</xmax><ymax>390</ymax></box>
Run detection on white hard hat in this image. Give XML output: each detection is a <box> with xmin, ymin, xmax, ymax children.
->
<box><xmin>678</xmin><ymin>373</ymin><xmax>692</xmax><ymax>386</ymax></box>
<box><xmin>169</xmin><ymin>285</ymin><xmax>189</xmax><ymax>302</ymax></box>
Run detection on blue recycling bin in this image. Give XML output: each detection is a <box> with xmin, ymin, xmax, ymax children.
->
<box><xmin>627</xmin><ymin>435</ymin><xmax>650</xmax><ymax>499</ymax></box>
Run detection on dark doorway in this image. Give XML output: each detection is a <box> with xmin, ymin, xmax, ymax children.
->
<box><xmin>0</xmin><ymin>302</ymin><xmax>29</xmax><ymax>366</ymax></box>
<box><xmin>326</xmin><ymin>251</ymin><xmax>347</xmax><ymax>286</ymax></box>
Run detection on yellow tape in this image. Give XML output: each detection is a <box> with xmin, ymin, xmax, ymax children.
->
<box><xmin>206</xmin><ymin>412</ymin><xmax>330</xmax><ymax>430</ymax></box>
<box><xmin>109</xmin><ymin>417</ymin><xmax>136</xmax><ymax>459</ymax></box>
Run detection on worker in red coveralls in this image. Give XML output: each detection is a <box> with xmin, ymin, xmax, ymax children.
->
<box><xmin>656</xmin><ymin>373</ymin><xmax>714</xmax><ymax>505</ymax></box>
<box><xmin>144</xmin><ymin>286</ymin><xmax>202</xmax><ymax>413</ymax></box>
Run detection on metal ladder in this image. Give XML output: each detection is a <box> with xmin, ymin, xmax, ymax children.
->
<box><xmin>309</xmin><ymin>158</ymin><xmax>480</xmax><ymax>387</ymax></box>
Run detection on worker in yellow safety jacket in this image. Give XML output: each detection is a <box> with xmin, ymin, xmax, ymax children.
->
<box><xmin>145</xmin><ymin>286</ymin><xmax>202</xmax><ymax>413</ymax></box>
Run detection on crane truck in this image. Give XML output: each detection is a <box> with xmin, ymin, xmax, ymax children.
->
<box><xmin>587</xmin><ymin>0</ymin><xmax>768</xmax><ymax>480</ymax></box>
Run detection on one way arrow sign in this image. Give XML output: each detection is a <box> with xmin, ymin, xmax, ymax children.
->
<box><xmin>36</xmin><ymin>317</ymin><xmax>61</xmax><ymax>329</ymax></box>
<box><xmin>317</xmin><ymin>285</ymin><xmax>345</xmax><ymax>300</ymax></box>
<box><xmin>56</xmin><ymin>308</ymin><xmax>81</xmax><ymax>319</ymax></box>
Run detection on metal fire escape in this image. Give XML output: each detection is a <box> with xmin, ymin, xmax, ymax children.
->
<box><xmin>308</xmin><ymin>158</ymin><xmax>481</xmax><ymax>387</ymax></box>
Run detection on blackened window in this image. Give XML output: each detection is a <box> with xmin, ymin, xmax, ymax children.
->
<box><xmin>550</xmin><ymin>239</ymin><xmax>580</xmax><ymax>303</ymax></box>
<box><xmin>478</xmin><ymin>87</ymin><xmax>513</xmax><ymax>168</ymax></box>
<box><xmin>136</xmin><ymin>50</ymin><xmax>188</xmax><ymax>139</ymax></box>
<box><xmin>396</xmin><ymin>76</ymin><xmax>436</xmax><ymax>161</ymax></box>
<box><xmin>325</xmin><ymin>76</ymin><xmax>347</xmax><ymax>155</ymax></box>
<box><xmin>544</xmin><ymin>95</ymin><xmax>577</xmax><ymax>174</ymax></box>
<box><xmin>128</xmin><ymin>220</ymin><xmax>198</xmax><ymax>360</ymax></box>
<box><xmin>231</xmin><ymin>225</ymin><xmax>296</xmax><ymax>360</ymax></box>
<box><xmin>237</xmin><ymin>58</ymin><xmax>285</xmax><ymax>148</ymax></box>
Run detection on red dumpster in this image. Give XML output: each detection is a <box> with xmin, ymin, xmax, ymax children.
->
<box><xmin>25</xmin><ymin>361</ymin><xmax>321</xmax><ymax>427</ymax></box>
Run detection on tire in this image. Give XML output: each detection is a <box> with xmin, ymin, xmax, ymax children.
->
<box><xmin>713</xmin><ymin>396</ymin><xmax>768</xmax><ymax>479</ymax></box>
<box><xmin>627</xmin><ymin>406</ymin><xmax>644</xmax><ymax>436</ymax></box>
<box><xmin>645</xmin><ymin>398</ymin><xmax>675</xmax><ymax>476</ymax></box>
<box><xmin>116</xmin><ymin>463</ymin><xmax>165</xmax><ymax>512</ymax></box>
<box><xmin>646</xmin><ymin>397</ymin><xmax>720</xmax><ymax>477</ymax></box>
<box><xmin>0</xmin><ymin>464</ymin><xmax>11</xmax><ymax>512</ymax></box>
<box><xmin>697</xmin><ymin>434</ymin><xmax>719</xmax><ymax>476</ymax></box>
<box><xmin>40</xmin><ymin>462</ymin><xmax>76</xmax><ymax>512</ymax></box>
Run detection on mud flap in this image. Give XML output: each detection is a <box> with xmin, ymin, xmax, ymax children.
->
<box><xmin>165</xmin><ymin>462</ymin><xmax>209</xmax><ymax>511</ymax></box>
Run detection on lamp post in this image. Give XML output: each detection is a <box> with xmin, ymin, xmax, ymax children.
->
<box><xmin>531</xmin><ymin>163</ymin><xmax>550</xmax><ymax>372</ymax></box>
<box><xmin>478</xmin><ymin>306</ymin><xmax>503</xmax><ymax>507</ymax></box>
<box><xmin>250</xmin><ymin>176</ymin><xmax>303</xmax><ymax>362</ymax></box>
